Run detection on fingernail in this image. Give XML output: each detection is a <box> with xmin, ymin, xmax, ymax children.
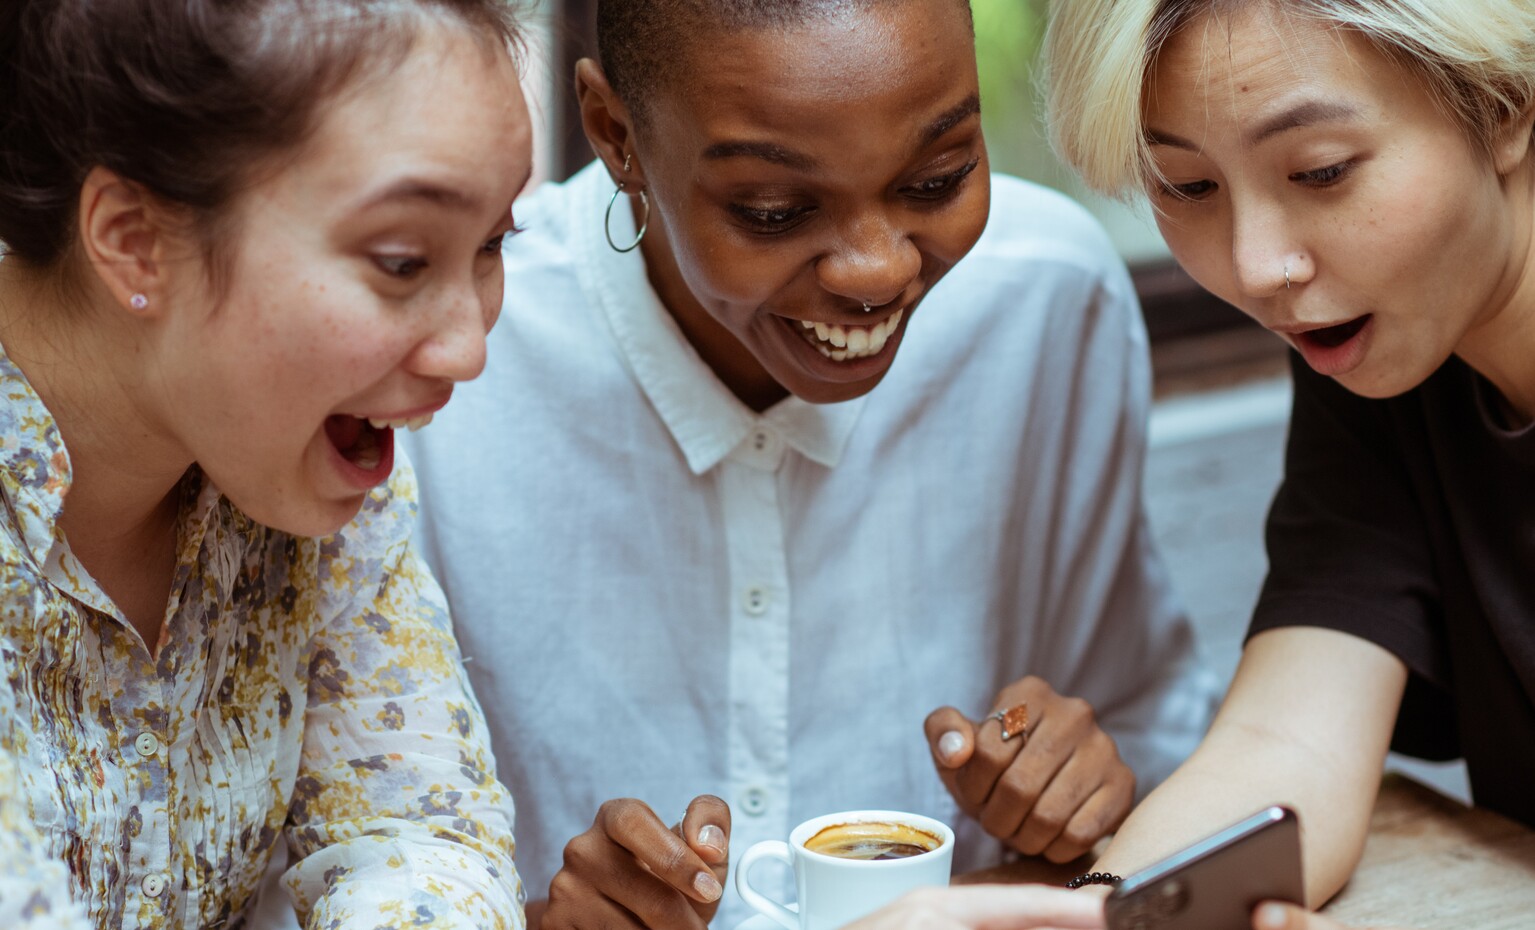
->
<box><xmin>699</xmin><ymin>824</ymin><xmax>726</xmax><ymax>851</ymax></box>
<box><xmin>693</xmin><ymin>870</ymin><xmax>722</xmax><ymax>902</ymax></box>
<box><xmin>938</xmin><ymin>730</ymin><xmax>965</xmax><ymax>761</ymax></box>
<box><xmin>1255</xmin><ymin>903</ymin><xmax>1288</xmax><ymax>929</ymax></box>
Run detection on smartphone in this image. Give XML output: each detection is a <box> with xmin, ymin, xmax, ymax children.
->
<box><xmin>1104</xmin><ymin>805</ymin><xmax>1303</xmax><ymax>930</ymax></box>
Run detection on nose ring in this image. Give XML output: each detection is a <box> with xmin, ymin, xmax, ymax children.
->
<box><xmin>1284</xmin><ymin>263</ymin><xmax>1292</xmax><ymax>290</ymax></box>
<box><xmin>862</xmin><ymin>301</ymin><xmax>872</xmax><ymax>313</ymax></box>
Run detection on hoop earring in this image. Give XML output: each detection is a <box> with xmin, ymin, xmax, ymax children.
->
<box><xmin>605</xmin><ymin>154</ymin><xmax>650</xmax><ymax>254</ymax></box>
<box><xmin>1284</xmin><ymin>263</ymin><xmax>1292</xmax><ymax>289</ymax></box>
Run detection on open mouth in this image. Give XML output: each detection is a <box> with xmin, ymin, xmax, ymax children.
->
<box><xmin>1296</xmin><ymin>314</ymin><xmax>1371</xmax><ymax>349</ymax></box>
<box><xmin>792</xmin><ymin>308</ymin><xmax>905</xmax><ymax>362</ymax></box>
<box><xmin>324</xmin><ymin>415</ymin><xmax>392</xmax><ymax>474</ymax></box>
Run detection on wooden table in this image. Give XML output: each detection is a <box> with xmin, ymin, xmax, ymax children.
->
<box><xmin>1322</xmin><ymin>774</ymin><xmax>1535</xmax><ymax>928</ymax></box>
<box><xmin>960</xmin><ymin>774</ymin><xmax>1535</xmax><ymax>928</ymax></box>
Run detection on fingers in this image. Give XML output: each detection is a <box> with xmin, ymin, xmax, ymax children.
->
<box><xmin>845</xmin><ymin>885</ymin><xmax>1106</xmax><ymax>930</ymax></box>
<box><xmin>548</xmin><ymin>853</ymin><xmax>706</xmax><ymax>930</ymax></box>
<box><xmin>1006</xmin><ymin>727</ymin><xmax>1132</xmax><ymax>861</ymax></box>
<box><xmin>1251</xmin><ymin>902</ymin><xmax>1381</xmax><ymax>930</ymax></box>
<box><xmin>594</xmin><ymin>798</ymin><xmax>723</xmax><ymax>905</ymax></box>
<box><xmin>678</xmin><ymin>794</ymin><xmax>731</xmax><ymax>866</ymax></box>
<box><xmin>926</xmin><ymin>706</ymin><xmax>979</xmax><ymax>769</ymax></box>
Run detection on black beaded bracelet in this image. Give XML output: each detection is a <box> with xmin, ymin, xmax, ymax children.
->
<box><xmin>1065</xmin><ymin>871</ymin><xmax>1122</xmax><ymax>889</ymax></box>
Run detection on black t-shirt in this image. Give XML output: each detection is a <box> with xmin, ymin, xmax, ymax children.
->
<box><xmin>1249</xmin><ymin>353</ymin><xmax>1535</xmax><ymax>828</ymax></box>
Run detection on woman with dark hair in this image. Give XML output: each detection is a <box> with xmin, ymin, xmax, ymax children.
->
<box><xmin>0</xmin><ymin>1</ymin><xmax>533</xmax><ymax>927</ymax></box>
<box><xmin>401</xmin><ymin>1</ymin><xmax>1217</xmax><ymax>928</ymax></box>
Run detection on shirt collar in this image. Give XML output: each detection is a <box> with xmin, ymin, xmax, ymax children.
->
<box><xmin>0</xmin><ymin>343</ymin><xmax>74</xmax><ymax>568</ymax></box>
<box><xmin>572</xmin><ymin>161</ymin><xmax>864</xmax><ymax>475</ymax></box>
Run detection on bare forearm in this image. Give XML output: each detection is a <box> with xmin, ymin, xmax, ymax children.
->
<box><xmin>1091</xmin><ymin>629</ymin><xmax>1408</xmax><ymax>907</ymax></box>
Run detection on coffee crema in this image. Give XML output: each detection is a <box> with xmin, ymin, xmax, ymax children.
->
<box><xmin>804</xmin><ymin>821</ymin><xmax>943</xmax><ymax>861</ymax></box>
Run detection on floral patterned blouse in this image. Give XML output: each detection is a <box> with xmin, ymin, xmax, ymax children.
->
<box><xmin>0</xmin><ymin>349</ymin><xmax>524</xmax><ymax>930</ymax></box>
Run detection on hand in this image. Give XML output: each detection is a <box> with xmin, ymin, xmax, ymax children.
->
<box><xmin>840</xmin><ymin>885</ymin><xmax>1105</xmax><ymax>930</ymax></box>
<box><xmin>543</xmin><ymin>794</ymin><xmax>730</xmax><ymax>930</ymax></box>
<box><xmin>1252</xmin><ymin>902</ymin><xmax>1411</xmax><ymax>930</ymax></box>
<box><xmin>925</xmin><ymin>676</ymin><xmax>1134</xmax><ymax>862</ymax></box>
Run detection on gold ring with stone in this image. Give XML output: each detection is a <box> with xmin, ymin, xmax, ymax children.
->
<box><xmin>987</xmin><ymin>703</ymin><xmax>1029</xmax><ymax>742</ymax></box>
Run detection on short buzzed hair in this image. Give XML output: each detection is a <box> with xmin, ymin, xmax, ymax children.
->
<box><xmin>597</xmin><ymin>0</ymin><xmax>972</xmax><ymax>121</ymax></box>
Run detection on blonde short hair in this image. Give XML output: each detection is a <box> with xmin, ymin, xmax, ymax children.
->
<box><xmin>1043</xmin><ymin>0</ymin><xmax>1535</xmax><ymax>196</ymax></box>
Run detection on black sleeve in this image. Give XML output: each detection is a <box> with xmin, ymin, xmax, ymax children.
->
<box><xmin>1249</xmin><ymin>354</ymin><xmax>1458</xmax><ymax>760</ymax></box>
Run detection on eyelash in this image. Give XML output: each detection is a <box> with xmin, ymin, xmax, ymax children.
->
<box><xmin>727</xmin><ymin>157</ymin><xmax>983</xmax><ymax>236</ymax></box>
<box><xmin>1159</xmin><ymin>159</ymin><xmax>1356</xmax><ymax>203</ymax></box>
<box><xmin>373</xmin><ymin>227</ymin><xmax>523</xmax><ymax>280</ymax></box>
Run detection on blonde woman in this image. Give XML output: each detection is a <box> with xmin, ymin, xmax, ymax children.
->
<box><xmin>1041</xmin><ymin>1</ymin><xmax>1535</xmax><ymax>928</ymax></box>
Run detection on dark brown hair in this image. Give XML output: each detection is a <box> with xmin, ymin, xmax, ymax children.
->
<box><xmin>0</xmin><ymin>0</ymin><xmax>524</xmax><ymax>270</ymax></box>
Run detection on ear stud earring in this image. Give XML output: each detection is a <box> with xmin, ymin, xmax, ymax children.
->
<box><xmin>130</xmin><ymin>293</ymin><xmax>149</xmax><ymax>310</ymax></box>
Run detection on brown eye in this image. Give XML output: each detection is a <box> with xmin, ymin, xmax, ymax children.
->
<box><xmin>904</xmin><ymin>158</ymin><xmax>980</xmax><ymax>202</ymax></box>
<box><xmin>375</xmin><ymin>255</ymin><xmax>428</xmax><ymax>278</ymax></box>
<box><xmin>1291</xmin><ymin>160</ymin><xmax>1354</xmax><ymax>187</ymax></box>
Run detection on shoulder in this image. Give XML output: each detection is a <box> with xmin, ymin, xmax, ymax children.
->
<box><xmin>969</xmin><ymin>174</ymin><xmax>1128</xmax><ymax>284</ymax></box>
<box><xmin>924</xmin><ymin>174</ymin><xmax>1142</xmax><ymax>349</ymax></box>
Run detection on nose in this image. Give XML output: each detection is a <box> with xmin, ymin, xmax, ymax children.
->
<box><xmin>408</xmin><ymin>278</ymin><xmax>497</xmax><ymax>383</ymax></box>
<box><xmin>816</xmin><ymin>211</ymin><xmax>923</xmax><ymax>309</ymax></box>
<box><xmin>1230</xmin><ymin>200</ymin><xmax>1301</xmax><ymax>298</ymax></box>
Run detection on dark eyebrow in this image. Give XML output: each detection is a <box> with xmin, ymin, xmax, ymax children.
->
<box><xmin>1147</xmin><ymin>100</ymin><xmax>1364</xmax><ymax>151</ymax></box>
<box><xmin>359</xmin><ymin>178</ymin><xmax>481</xmax><ymax>212</ymax></box>
<box><xmin>1250</xmin><ymin>100</ymin><xmax>1362</xmax><ymax>144</ymax></box>
<box><xmin>920</xmin><ymin>94</ymin><xmax>982</xmax><ymax>148</ymax></box>
<box><xmin>701</xmin><ymin>141</ymin><xmax>817</xmax><ymax>171</ymax></box>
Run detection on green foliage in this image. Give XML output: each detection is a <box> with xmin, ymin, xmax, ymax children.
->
<box><xmin>971</xmin><ymin>0</ymin><xmax>1069</xmax><ymax>187</ymax></box>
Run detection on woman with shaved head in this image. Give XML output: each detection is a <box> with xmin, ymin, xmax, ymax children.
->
<box><xmin>401</xmin><ymin>1</ymin><xmax>1215</xmax><ymax>927</ymax></box>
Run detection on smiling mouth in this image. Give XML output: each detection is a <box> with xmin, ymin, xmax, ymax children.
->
<box><xmin>1294</xmin><ymin>314</ymin><xmax>1371</xmax><ymax>349</ymax></box>
<box><xmin>793</xmin><ymin>309</ymin><xmax>905</xmax><ymax>361</ymax></box>
<box><xmin>325</xmin><ymin>415</ymin><xmax>388</xmax><ymax>471</ymax></box>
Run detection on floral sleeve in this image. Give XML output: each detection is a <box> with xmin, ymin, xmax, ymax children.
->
<box><xmin>280</xmin><ymin>467</ymin><xmax>523</xmax><ymax>930</ymax></box>
<box><xmin>0</xmin><ymin>686</ymin><xmax>90</xmax><ymax>930</ymax></box>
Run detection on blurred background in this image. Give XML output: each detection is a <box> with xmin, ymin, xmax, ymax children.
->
<box><xmin>513</xmin><ymin>0</ymin><xmax>1469</xmax><ymax>798</ymax></box>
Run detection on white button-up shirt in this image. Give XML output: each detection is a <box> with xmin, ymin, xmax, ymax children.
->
<box><xmin>403</xmin><ymin>162</ymin><xmax>1216</xmax><ymax>927</ymax></box>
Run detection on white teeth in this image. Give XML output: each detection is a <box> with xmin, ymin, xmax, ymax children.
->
<box><xmin>365</xmin><ymin>413</ymin><xmax>435</xmax><ymax>432</ymax></box>
<box><xmin>799</xmin><ymin>307</ymin><xmax>905</xmax><ymax>362</ymax></box>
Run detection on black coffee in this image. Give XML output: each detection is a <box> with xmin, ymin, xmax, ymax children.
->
<box><xmin>804</xmin><ymin>821</ymin><xmax>942</xmax><ymax>861</ymax></box>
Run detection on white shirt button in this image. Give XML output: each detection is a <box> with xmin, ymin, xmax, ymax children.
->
<box><xmin>133</xmin><ymin>732</ymin><xmax>160</xmax><ymax>758</ymax></box>
<box><xmin>752</xmin><ymin>430</ymin><xmax>770</xmax><ymax>451</ymax></box>
<box><xmin>742</xmin><ymin>585</ymin><xmax>769</xmax><ymax>616</ymax></box>
<box><xmin>141</xmin><ymin>873</ymin><xmax>168</xmax><ymax>897</ymax></box>
<box><xmin>740</xmin><ymin>786</ymin><xmax>769</xmax><ymax>817</ymax></box>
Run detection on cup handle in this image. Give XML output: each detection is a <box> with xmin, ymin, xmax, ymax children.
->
<box><xmin>735</xmin><ymin>840</ymin><xmax>799</xmax><ymax>930</ymax></box>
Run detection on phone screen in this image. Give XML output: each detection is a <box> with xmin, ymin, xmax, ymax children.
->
<box><xmin>1105</xmin><ymin>806</ymin><xmax>1303</xmax><ymax>930</ymax></box>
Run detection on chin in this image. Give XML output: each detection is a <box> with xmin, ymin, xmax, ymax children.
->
<box><xmin>228</xmin><ymin>488</ymin><xmax>366</xmax><ymax>539</ymax></box>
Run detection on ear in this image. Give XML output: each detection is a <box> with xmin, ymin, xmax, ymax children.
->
<box><xmin>76</xmin><ymin>165</ymin><xmax>177</xmax><ymax>318</ymax></box>
<box><xmin>1492</xmin><ymin>103</ymin><xmax>1535</xmax><ymax>177</ymax></box>
<box><xmin>574</xmin><ymin>58</ymin><xmax>649</xmax><ymax>191</ymax></box>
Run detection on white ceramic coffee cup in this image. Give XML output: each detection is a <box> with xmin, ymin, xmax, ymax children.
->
<box><xmin>735</xmin><ymin>810</ymin><xmax>954</xmax><ymax>930</ymax></box>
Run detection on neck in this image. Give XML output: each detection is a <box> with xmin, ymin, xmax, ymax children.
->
<box><xmin>1456</xmin><ymin>161</ymin><xmax>1535</xmax><ymax>428</ymax></box>
<box><xmin>0</xmin><ymin>261</ymin><xmax>191</xmax><ymax>642</ymax></box>
<box><xmin>635</xmin><ymin>198</ymin><xmax>789</xmax><ymax>413</ymax></box>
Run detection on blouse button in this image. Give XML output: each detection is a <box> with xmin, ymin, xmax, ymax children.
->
<box><xmin>740</xmin><ymin>786</ymin><xmax>769</xmax><ymax>817</ymax></box>
<box><xmin>141</xmin><ymin>873</ymin><xmax>168</xmax><ymax>897</ymax></box>
<box><xmin>134</xmin><ymin>732</ymin><xmax>161</xmax><ymax>758</ymax></box>
<box><xmin>742</xmin><ymin>585</ymin><xmax>769</xmax><ymax>616</ymax></box>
